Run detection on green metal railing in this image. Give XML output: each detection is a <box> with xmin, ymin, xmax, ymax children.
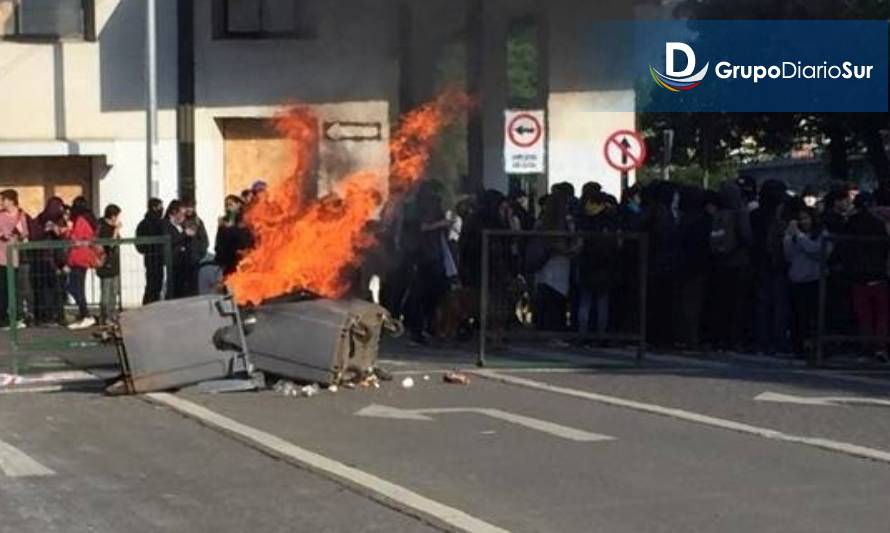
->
<box><xmin>3</xmin><ymin>236</ymin><xmax>172</xmax><ymax>374</ymax></box>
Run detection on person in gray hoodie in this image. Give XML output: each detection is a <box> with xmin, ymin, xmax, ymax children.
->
<box><xmin>784</xmin><ymin>206</ymin><xmax>829</xmax><ymax>358</ymax></box>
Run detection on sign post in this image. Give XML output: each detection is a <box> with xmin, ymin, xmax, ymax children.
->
<box><xmin>604</xmin><ymin>130</ymin><xmax>647</xmax><ymax>192</ymax></box>
<box><xmin>504</xmin><ymin>110</ymin><xmax>546</xmax><ymax>174</ymax></box>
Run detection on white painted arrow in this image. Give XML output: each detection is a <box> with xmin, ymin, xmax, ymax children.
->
<box><xmin>0</xmin><ymin>438</ymin><xmax>54</xmax><ymax>478</ymax></box>
<box><xmin>755</xmin><ymin>391</ymin><xmax>890</xmax><ymax>407</ymax></box>
<box><xmin>355</xmin><ymin>404</ymin><xmax>615</xmax><ymax>442</ymax></box>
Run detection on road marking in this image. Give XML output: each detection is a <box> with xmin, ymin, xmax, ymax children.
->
<box><xmin>147</xmin><ymin>393</ymin><xmax>509</xmax><ymax>533</ymax></box>
<box><xmin>0</xmin><ymin>385</ymin><xmax>64</xmax><ymax>395</ymax></box>
<box><xmin>356</xmin><ymin>404</ymin><xmax>614</xmax><ymax>442</ymax></box>
<box><xmin>475</xmin><ymin>371</ymin><xmax>890</xmax><ymax>465</ymax></box>
<box><xmin>755</xmin><ymin>391</ymin><xmax>890</xmax><ymax>407</ymax></box>
<box><xmin>0</xmin><ymin>438</ymin><xmax>55</xmax><ymax>478</ymax></box>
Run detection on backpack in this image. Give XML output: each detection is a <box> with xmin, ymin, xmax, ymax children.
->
<box><xmin>524</xmin><ymin>237</ymin><xmax>552</xmax><ymax>273</ymax></box>
<box><xmin>710</xmin><ymin>211</ymin><xmax>738</xmax><ymax>256</ymax></box>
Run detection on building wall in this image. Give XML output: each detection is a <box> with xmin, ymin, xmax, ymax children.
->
<box><xmin>0</xmin><ymin>0</ymin><xmax>180</xmax><ymax>230</ymax></box>
<box><xmin>546</xmin><ymin>0</ymin><xmax>637</xmax><ymax>198</ymax></box>
<box><xmin>193</xmin><ymin>0</ymin><xmax>399</xmax><ymax>242</ymax></box>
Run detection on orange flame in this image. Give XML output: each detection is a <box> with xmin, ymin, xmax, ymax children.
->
<box><xmin>227</xmin><ymin>91</ymin><xmax>471</xmax><ymax>306</ymax></box>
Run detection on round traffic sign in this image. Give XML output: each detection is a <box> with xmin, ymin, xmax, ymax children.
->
<box><xmin>604</xmin><ymin>130</ymin><xmax>647</xmax><ymax>173</ymax></box>
<box><xmin>507</xmin><ymin>113</ymin><xmax>543</xmax><ymax>149</ymax></box>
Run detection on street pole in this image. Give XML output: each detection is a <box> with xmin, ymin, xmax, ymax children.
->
<box><xmin>146</xmin><ymin>0</ymin><xmax>159</xmax><ymax>201</ymax></box>
<box><xmin>662</xmin><ymin>129</ymin><xmax>674</xmax><ymax>181</ymax></box>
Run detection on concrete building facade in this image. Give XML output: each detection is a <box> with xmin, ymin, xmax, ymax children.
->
<box><xmin>0</xmin><ymin>0</ymin><xmax>651</xmax><ymax>302</ymax></box>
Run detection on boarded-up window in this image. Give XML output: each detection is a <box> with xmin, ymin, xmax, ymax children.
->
<box><xmin>222</xmin><ymin>118</ymin><xmax>317</xmax><ymax>199</ymax></box>
<box><xmin>0</xmin><ymin>156</ymin><xmax>93</xmax><ymax>216</ymax></box>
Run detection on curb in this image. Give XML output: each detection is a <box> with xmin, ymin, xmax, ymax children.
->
<box><xmin>0</xmin><ymin>370</ymin><xmax>106</xmax><ymax>394</ymax></box>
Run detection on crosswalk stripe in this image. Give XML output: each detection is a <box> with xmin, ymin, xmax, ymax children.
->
<box><xmin>0</xmin><ymin>438</ymin><xmax>55</xmax><ymax>478</ymax></box>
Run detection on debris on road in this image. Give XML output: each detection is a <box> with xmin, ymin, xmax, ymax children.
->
<box><xmin>401</xmin><ymin>377</ymin><xmax>415</xmax><ymax>389</ymax></box>
<box><xmin>273</xmin><ymin>380</ymin><xmax>299</xmax><ymax>397</ymax></box>
<box><xmin>422</xmin><ymin>375</ymin><xmax>431</xmax><ymax>382</ymax></box>
<box><xmin>443</xmin><ymin>372</ymin><xmax>471</xmax><ymax>385</ymax></box>
<box><xmin>300</xmin><ymin>384</ymin><xmax>321</xmax><ymax>398</ymax></box>
<box><xmin>327</xmin><ymin>384</ymin><xmax>339</xmax><ymax>393</ymax></box>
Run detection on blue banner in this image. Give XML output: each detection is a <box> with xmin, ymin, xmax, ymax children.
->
<box><xmin>589</xmin><ymin>20</ymin><xmax>888</xmax><ymax>112</ymax></box>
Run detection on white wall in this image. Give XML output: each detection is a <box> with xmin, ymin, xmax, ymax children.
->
<box><xmin>0</xmin><ymin>0</ymin><xmax>180</xmax><ymax>306</ymax></box>
<box><xmin>0</xmin><ymin>0</ymin><xmax>180</xmax><ymax>222</ymax></box>
<box><xmin>546</xmin><ymin>0</ymin><xmax>638</xmax><ymax>198</ymax></box>
<box><xmin>193</xmin><ymin>0</ymin><xmax>399</xmax><ymax>243</ymax></box>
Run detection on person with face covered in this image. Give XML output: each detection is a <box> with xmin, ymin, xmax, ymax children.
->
<box><xmin>576</xmin><ymin>188</ymin><xmax>619</xmax><ymax>338</ymax></box>
<box><xmin>704</xmin><ymin>180</ymin><xmax>753</xmax><ymax>352</ymax></box>
<box><xmin>136</xmin><ymin>198</ymin><xmax>166</xmax><ymax>304</ymax></box>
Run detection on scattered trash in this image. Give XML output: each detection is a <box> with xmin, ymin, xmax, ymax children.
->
<box><xmin>273</xmin><ymin>380</ymin><xmax>299</xmax><ymax>397</ymax></box>
<box><xmin>443</xmin><ymin>371</ymin><xmax>471</xmax><ymax>385</ymax></box>
<box><xmin>355</xmin><ymin>373</ymin><xmax>381</xmax><ymax>389</ymax></box>
<box><xmin>401</xmin><ymin>377</ymin><xmax>415</xmax><ymax>389</ymax></box>
<box><xmin>0</xmin><ymin>374</ymin><xmax>16</xmax><ymax>388</ymax></box>
<box><xmin>300</xmin><ymin>384</ymin><xmax>321</xmax><ymax>398</ymax></box>
<box><xmin>422</xmin><ymin>375</ymin><xmax>431</xmax><ymax>382</ymax></box>
<box><xmin>328</xmin><ymin>384</ymin><xmax>339</xmax><ymax>393</ymax></box>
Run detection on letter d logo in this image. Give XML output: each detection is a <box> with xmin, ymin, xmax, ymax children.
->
<box><xmin>650</xmin><ymin>42</ymin><xmax>709</xmax><ymax>92</ymax></box>
<box><xmin>666</xmin><ymin>42</ymin><xmax>696</xmax><ymax>77</ymax></box>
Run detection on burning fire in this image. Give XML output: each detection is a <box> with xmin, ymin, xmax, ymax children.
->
<box><xmin>227</xmin><ymin>90</ymin><xmax>471</xmax><ymax>306</ymax></box>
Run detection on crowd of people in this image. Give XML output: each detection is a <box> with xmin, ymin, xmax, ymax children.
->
<box><xmin>0</xmin><ymin>190</ymin><xmax>124</xmax><ymax>331</ymax></box>
<box><xmin>376</xmin><ymin>176</ymin><xmax>890</xmax><ymax>362</ymax></box>
<box><xmin>0</xmin><ymin>181</ymin><xmax>263</xmax><ymax>332</ymax></box>
<box><xmin>3</xmin><ymin>174</ymin><xmax>890</xmax><ymax>363</ymax></box>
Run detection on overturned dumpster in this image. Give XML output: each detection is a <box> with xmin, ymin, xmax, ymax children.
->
<box><xmin>105</xmin><ymin>291</ymin><xmax>401</xmax><ymax>394</ymax></box>
<box><xmin>107</xmin><ymin>293</ymin><xmax>251</xmax><ymax>395</ymax></box>
<box><xmin>242</xmin><ymin>296</ymin><xmax>403</xmax><ymax>386</ymax></box>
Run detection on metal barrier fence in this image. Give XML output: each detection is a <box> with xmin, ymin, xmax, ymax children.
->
<box><xmin>478</xmin><ymin>229</ymin><xmax>648</xmax><ymax>366</ymax></box>
<box><xmin>3</xmin><ymin>236</ymin><xmax>171</xmax><ymax>374</ymax></box>
<box><xmin>815</xmin><ymin>233</ymin><xmax>890</xmax><ymax>366</ymax></box>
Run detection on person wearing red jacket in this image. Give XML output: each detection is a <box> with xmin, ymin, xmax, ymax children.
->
<box><xmin>66</xmin><ymin>197</ymin><xmax>99</xmax><ymax>330</ymax></box>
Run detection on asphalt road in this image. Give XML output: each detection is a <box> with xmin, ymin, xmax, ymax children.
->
<box><xmin>2</xmin><ymin>347</ymin><xmax>890</xmax><ymax>532</ymax></box>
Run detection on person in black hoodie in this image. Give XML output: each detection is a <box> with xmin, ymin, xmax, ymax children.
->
<box><xmin>674</xmin><ymin>187</ymin><xmax>712</xmax><ymax>349</ymax></box>
<box><xmin>576</xmin><ymin>190</ymin><xmax>619</xmax><ymax>338</ymax></box>
<box><xmin>643</xmin><ymin>181</ymin><xmax>680</xmax><ymax>348</ymax></box>
<box><xmin>163</xmin><ymin>200</ymin><xmax>196</xmax><ymax>300</ymax></box>
<box><xmin>97</xmin><ymin>204</ymin><xmax>122</xmax><ymax>325</ymax></box>
<box><xmin>33</xmin><ymin>197</ymin><xmax>69</xmax><ymax>325</ymax></box>
<box><xmin>705</xmin><ymin>181</ymin><xmax>753</xmax><ymax>352</ymax></box>
<box><xmin>136</xmin><ymin>198</ymin><xmax>166</xmax><ymax>304</ymax></box>
<box><xmin>843</xmin><ymin>193</ymin><xmax>890</xmax><ymax>361</ymax></box>
<box><xmin>750</xmin><ymin>179</ymin><xmax>791</xmax><ymax>355</ymax></box>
